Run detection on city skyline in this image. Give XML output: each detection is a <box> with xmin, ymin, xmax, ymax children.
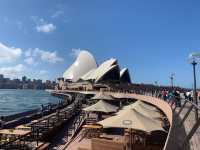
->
<box><xmin>0</xmin><ymin>74</ymin><xmax>56</xmax><ymax>89</ymax></box>
<box><xmin>0</xmin><ymin>0</ymin><xmax>200</xmax><ymax>88</ymax></box>
<box><xmin>0</xmin><ymin>74</ymin><xmax>56</xmax><ymax>82</ymax></box>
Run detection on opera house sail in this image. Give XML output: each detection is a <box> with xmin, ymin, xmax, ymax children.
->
<box><xmin>63</xmin><ymin>50</ymin><xmax>131</xmax><ymax>84</ymax></box>
<box><xmin>120</xmin><ymin>68</ymin><xmax>131</xmax><ymax>83</ymax></box>
<box><xmin>63</xmin><ymin>50</ymin><xmax>97</xmax><ymax>82</ymax></box>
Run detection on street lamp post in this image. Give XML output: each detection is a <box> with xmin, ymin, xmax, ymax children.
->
<box><xmin>170</xmin><ymin>73</ymin><xmax>175</xmax><ymax>88</ymax></box>
<box><xmin>192</xmin><ymin>61</ymin><xmax>198</xmax><ymax>121</ymax></box>
<box><xmin>189</xmin><ymin>52</ymin><xmax>200</xmax><ymax>122</ymax></box>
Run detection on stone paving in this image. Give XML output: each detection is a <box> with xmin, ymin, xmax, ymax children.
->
<box><xmin>174</xmin><ymin>102</ymin><xmax>200</xmax><ymax>150</ymax></box>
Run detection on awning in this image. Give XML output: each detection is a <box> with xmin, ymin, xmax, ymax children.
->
<box><xmin>123</xmin><ymin>101</ymin><xmax>158</xmax><ymax>111</ymax></box>
<box><xmin>118</xmin><ymin>101</ymin><xmax>162</xmax><ymax>119</ymax></box>
<box><xmin>98</xmin><ymin>108</ymin><xmax>164</xmax><ymax>132</ymax></box>
<box><xmin>91</xmin><ymin>92</ymin><xmax>115</xmax><ymax>100</ymax></box>
<box><xmin>83</xmin><ymin>100</ymin><xmax>118</xmax><ymax>113</ymax></box>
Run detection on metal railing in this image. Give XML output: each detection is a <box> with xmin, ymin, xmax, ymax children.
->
<box><xmin>142</xmin><ymin>91</ymin><xmax>200</xmax><ymax>149</ymax></box>
<box><xmin>173</xmin><ymin>99</ymin><xmax>200</xmax><ymax>149</ymax></box>
<box><xmin>57</xmin><ymin>89</ymin><xmax>200</xmax><ymax>150</ymax></box>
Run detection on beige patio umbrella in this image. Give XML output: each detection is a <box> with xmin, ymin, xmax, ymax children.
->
<box><xmin>83</xmin><ymin>100</ymin><xmax>118</xmax><ymax>113</ymax></box>
<box><xmin>118</xmin><ymin>101</ymin><xmax>162</xmax><ymax>119</ymax></box>
<box><xmin>91</xmin><ymin>92</ymin><xmax>115</xmax><ymax>100</ymax></box>
<box><xmin>98</xmin><ymin>108</ymin><xmax>164</xmax><ymax>132</ymax></box>
<box><xmin>123</xmin><ymin>100</ymin><xmax>158</xmax><ymax>112</ymax></box>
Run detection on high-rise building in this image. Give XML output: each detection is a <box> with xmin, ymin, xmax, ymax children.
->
<box><xmin>22</xmin><ymin>76</ymin><xmax>27</xmax><ymax>82</ymax></box>
<box><xmin>0</xmin><ymin>74</ymin><xmax>4</xmax><ymax>80</ymax></box>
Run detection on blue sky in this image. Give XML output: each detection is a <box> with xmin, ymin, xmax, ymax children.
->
<box><xmin>0</xmin><ymin>0</ymin><xmax>200</xmax><ymax>88</ymax></box>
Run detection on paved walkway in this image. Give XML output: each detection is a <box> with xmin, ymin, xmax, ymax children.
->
<box><xmin>49</xmin><ymin>113</ymin><xmax>85</xmax><ymax>150</ymax></box>
<box><xmin>65</xmin><ymin>131</ymin><xmax>91</xmax><ymax>150</ymax></box>
<box><xmin>53</xmin><ymin>90</ymin><xmax>200</xmax><ymax>150</ymax></box>
<box><xmin>174</xmin><ymin>102</ymin><xmax>200</xmax><ymax>150</ymax></box>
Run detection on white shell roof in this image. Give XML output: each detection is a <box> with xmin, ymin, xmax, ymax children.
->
<box><xmin>81</xmin><ymin>58</ymin><xmax>118</xmax><ymax>82</ymax></box>
<box><xmin>120</xmin><ymin>68</ymin><xmax>128</xmax><ymax>77</ymax></box>
<box><xmin>120</xmin><ymin>67</ymin><xmax>131</xmax><ymax>83</ymax></box>
<box><xmin>80</xmin><ymin>68</ymin><xmax>96</xmax><ymax>81</ymax></box>
<box><xmin>95</xmin><ymin>64</ymin><xmax>119</xmax><ymax>83</ymax></box>
<box><xmin>63</xmin><ymin>50</ymin><xmax>97</xmax><ymax>82</ymax></box>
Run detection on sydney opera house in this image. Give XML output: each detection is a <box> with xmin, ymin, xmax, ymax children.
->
<box><xmin>63</xmin><ymin>50</ymin><xmax>131</xmax><ymax>83</ymax></box>
<box><xmin>58</xmin><ymin>50</ymin><xmax>131</xmax><ymax>90</ymax></box>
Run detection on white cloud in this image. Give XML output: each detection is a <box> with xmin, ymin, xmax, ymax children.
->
<box><xmin>36</xmin><ymin>23</ymin><xmax>56</xmax><ymax>33</ymax></box>
<box><xmin>35</xmin><ymin>49</ymin><xmax>63</xmax><ymax>63</ymax></box>
<box><xmin>25</xmin><ymin>49</ymin><xmax>32</xmax><ymax>57</ymax></box>
<box><xmin>70</xmin><ymin>48</ymin><xmax>81</xmax><ymax>58</ymax></box>
<box><xmin>25</xmin><ymin>48</ymin><xmax>64</xmax><ymax>64</ymax></box>
<box><xmin>52</xmin><ymin>10</ymin><xmax>64</xmax><ymax>18</ymax></box>
<box><xmin>0</xmin><ymin>64</ymin><xmax>26</xmax><ymax>78</ymax></box>
<box><xmin>39</xmin><ymin>70</ymin><xmax>47</xmax><ymax>75</ymax></box>
<box><xmin>24</xmin><ymin>57</ymin><xmax>34</xmax><ymax>65</ymax></box>
<box><xmin>31</xmin><ymin>16</ymin><xmax>56</xmax><ymax>33</ymax></box>
<box><xmin>0</xmin><ymin>42</ymin><xmax>22</xmax><ymax>63</ymax></box>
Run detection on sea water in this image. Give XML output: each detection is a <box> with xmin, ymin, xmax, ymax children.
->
<box><xmin>0</xmin><ymin>89</ymin><xmax>61</xmax><ymax>116</ymax></box>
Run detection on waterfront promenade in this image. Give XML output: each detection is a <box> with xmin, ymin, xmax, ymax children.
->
<box><xmin>52</xmin><ymin>90</ymin><xmax>171</xmax><ymax>150</ymax></box>
<box><xmin>173</xmin><ymin>102</ymin><xmax>200</xmax><ymax>150</ymax></box>
<box><xmin>1</xmin><ymin>89</ymin><xmax>200</xmax><ymax>150</ymax></box>
<box><xmin>52</xmin><ymin>90</ymin><xmax>200</xmax><ymax>150</ymax></box>
<box><xmin>0</xmin><ymin>91</ymin><xmax>84</xmax><ymax>149</ymax></box>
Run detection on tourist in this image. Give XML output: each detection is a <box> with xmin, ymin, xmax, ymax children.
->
<box><xmin>174</xmin><ymin>90</ymin><xmax>181</xmax><ymax>107</ymax></box>
<box><xmin>0</xmin><ymin>116</ymin><xmax>5</xmax><ymax>129</ymax></box>
<box><xmin>187</xmin><ymin>92</ymin><xmax>192</xmax><ymax>101</ymax></box>
<box><xmin>60</xmin><ymin>100</ymin><xmax>63</xmax><ymax>107</ymax></box>
<box><xmin>198</xmin><ymin>91</ymin><xmax>200</xmax><ymax>101</ymax></box>
<box><xmin>49</xmin><ymin>103</ymin><xmax>52</xmax><ymax>112</ymax></box>
<box><xmin>162</xmin><ymin>89</ymin><xmax>167</xmax><ymax>101</ymax></box>
<box><xmin>56</xmin><ymin>109</ymin><xmax>60</xmax><ymax>121</ymax></box>
<box><xmin>41</xmin><ymin>104</ymin><xmax>44</xmax><ymax>117</ymax></box>
<box><xmin>184</xmin><ymin>92</ymin><xmax>187</xmax><ymax>100</ymax></box>
<box><xmin>167</xmin><ymin>90</ymin><xmax>174</xmax><ymax>103</ymax></box>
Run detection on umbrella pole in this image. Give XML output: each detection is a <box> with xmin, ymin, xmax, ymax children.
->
<box><xmin>131</xmin><ymin>129</ymin><xmax>133</xmax><ymax>150</ymax></box>
<box><xmin>129</xmin><ymin>129</ymin><xmax>131</xmax><ymax>150</ymax></box>
<box><xmin>132</xmin><ymin>129</ymin><xmax>134</xmax><ymax>150</ymax></box>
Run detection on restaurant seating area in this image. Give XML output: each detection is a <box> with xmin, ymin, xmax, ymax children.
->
<box><xmin>0</xmin><ymin>91</ymin><xmax>170</xmax><ymax>150</ymax></box>
<box><xmin>69</xmin><ymin>92</ymin><xmax>169</xmax><ymax>150</ymax></box>
<box><xmin>0</xmin><ymin>94</ymin><xmax>84</xmax><ymax>150</ymax></box>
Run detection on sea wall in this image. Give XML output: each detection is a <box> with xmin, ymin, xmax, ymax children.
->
<box><xmin>3</xmin><ymin>93</ymin><xmax>72</xmax><ymax>128</ymax></box>
<box><xmin>4</xmin><ymin>108</ymin><xmax>40</xmax><ymax>122</ymax></box>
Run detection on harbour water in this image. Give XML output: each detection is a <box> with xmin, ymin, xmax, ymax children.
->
<box><xmin>0</xmin><ymin>89</ymin><xmax>61</xmax><ymax>116</ymax></box>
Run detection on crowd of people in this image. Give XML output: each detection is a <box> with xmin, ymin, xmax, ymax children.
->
<box><xmin>110</xmin><ymin>83</ymin><xmax>196</xmax><ymax>108</ymax></box>
<box><xmin>158</xmin><ymin>89</ymin><xmax>182</xmax><ymax>107</ymax></box>
<box><xmin>141</xmin><ymin>88</ymin><xmax>197</xmax><ymax>108</ymax></box>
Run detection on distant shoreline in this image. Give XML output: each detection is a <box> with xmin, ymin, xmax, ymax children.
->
<box><xmin>0</xmin><ymin>88</ymin><xmax>53</xmax><ymax>90</ymax></box>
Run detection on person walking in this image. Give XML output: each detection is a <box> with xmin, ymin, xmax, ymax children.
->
<box><xmin>0</xmin><ymin>116</ymin><xmax>5</xmax><ymax>129</ymax></box>
<box><xmin>168</xmin><ymin>90</ymin><xmax>173</xmax><ymax>103</ymax></box>
<box><xmin>162</xmin><ymin>89</ymin><xmax>167</xmax><ymax>101</ymax></box>
<box><xmin>41</xmin><ymin>104</ymin><xmax>44</xmax><ymax>117</ymax></box>
<box><xmin>174</xmin><ymin>90</ymin><xmax>181</xmax><ymax>107</ymax></box>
